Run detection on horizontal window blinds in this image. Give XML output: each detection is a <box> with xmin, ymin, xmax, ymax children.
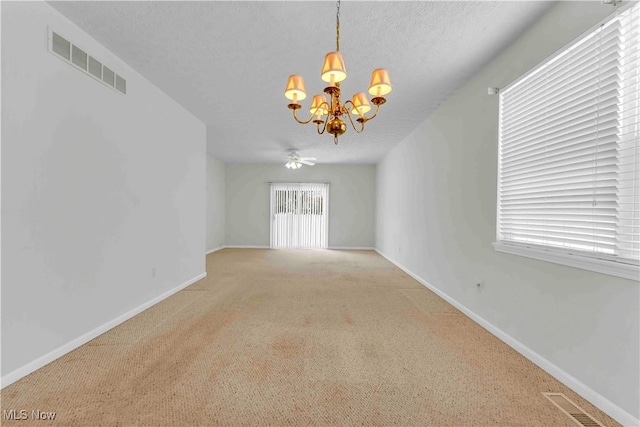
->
<box><xmin>498</xmin><ymin>3</ymin><xmax>639</xmax><ymax>265</ymax></box>
<box><xmin>270</xmin><ymin>183</ymin><xmax>329</xmax><ymax>249</ymax></box>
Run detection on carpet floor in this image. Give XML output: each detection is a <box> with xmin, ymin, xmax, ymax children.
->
<box><xmin>1</xmin><ymin>249</ymin><xmax>619</xmax><ymax>426</ymax></box>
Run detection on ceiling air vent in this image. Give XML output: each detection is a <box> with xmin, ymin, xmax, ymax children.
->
<box><xmin>543</xmin><ymin>393</ymin><xmax>605</xmax><ymax>427</ymax></box>
<box><xmin>48</xmin><ymin>28</ymin><xmax>126</xmax><ymax>95</ymax></box>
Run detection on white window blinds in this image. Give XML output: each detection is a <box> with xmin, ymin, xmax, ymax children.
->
<box><xmin>270</xmin><ymin>183</ymin><xmax>329</xmax><ymax>249</ymax></box>
<box><xmin>497</xmin><ymin>3</ymin><xmax>639</xmax><ymax>268</ymax></box>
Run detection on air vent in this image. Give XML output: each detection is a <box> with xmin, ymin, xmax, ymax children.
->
<box><xmin>71</xmin><ymin>45</ymin><xmax>88</xmax><ymax>70</ymax></box>
<box><xmin>48</xmin><ymin>28</ymin><xmax>126</xmax><ymax>95</ymax></box>
<box><xmin>115</xmin><ymin>75</ymin><xmax>126</xmax><ymax>93</ymax></box>
<box><xmin>543</xmin><ymin>393</ymin><xmax>605</xmax><ymax>427</ymax></box>
<box><xmin>88</xmin><ymin>56</ymin><xmax>102</xmax><ymax>79</ymax></box>
<box><xmin>102</xmin><ymin>66</ymin><xmax>115</xmax><ymax>87</ymax></box>
<box><xmin>51</xmin><ymin>32</ymin><xmax>70</xmax><ymax>60</ymax></box>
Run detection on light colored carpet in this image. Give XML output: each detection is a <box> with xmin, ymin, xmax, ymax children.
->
<box><xmin>1</xmin><ymin>249</ymin><xmax>618</xmax><ymax>426</ymax></box>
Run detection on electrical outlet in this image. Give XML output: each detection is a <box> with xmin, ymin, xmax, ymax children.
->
<box><xmin>151</xmin><ymin>267</ymin><xmax>156</xmax><ymax>278</ymax></box>
<box><xmin>474</xmin><ymin>277</ymin><xmax>481</xmax><ymax>288</ymax></box>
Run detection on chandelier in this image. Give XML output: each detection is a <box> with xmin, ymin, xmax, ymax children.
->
<box><xmin>284</xmin><ymin>0</ymin><xmax>392</xmax><ymax>145</ymax></box>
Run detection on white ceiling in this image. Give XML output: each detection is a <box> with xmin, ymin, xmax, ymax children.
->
<box><xmin>49</xmin><ymin>1</ymin><xmax>554</xmax><ymax>165</ymax></box>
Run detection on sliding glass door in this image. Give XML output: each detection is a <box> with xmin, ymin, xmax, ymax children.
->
<box><xmin>270</xmin><ymin>183</ymin><xmax>329</xmax><ymax>249</ymax></box>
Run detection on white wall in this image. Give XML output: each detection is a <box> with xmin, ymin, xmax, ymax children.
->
<box><xmin>206</xmin><ymin>154</ymin><xmax>226</xmax><ymax>252</ymax></box>
<box><xmin>1</xmin><ymin>2</ymin><xmax>206</xmax><ymax>379</ymax></box>
<box><xmin>376</xmin><ymin>2</ymin><xmax>639</xmax><ymax>424</ymax></box>
<box><xmin>226</xmin><ymin>164</ymin><xmax>375</xmax><ymax>248</ymax></box>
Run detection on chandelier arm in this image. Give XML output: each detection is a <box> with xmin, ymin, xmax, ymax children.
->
<box><xmin>343</xmin><ymin>101</ymin><xmax>365</xmax><ymax>133</ymax></box>
<box><xmin>292</xmin><ymin>101</ymin><xmax>333</xmax><ymax>125</ymax></box>
<box><xmin>358</xmin><ymin>102</ymin><xmax>382</xmax><ymax>122</ymax></box>
<box><xmin>317</xmin><ymin>115</ymin><xmax>329</xmax><ymax>135</ymax></box>
<box><xmin>319</xmin><ymin>101</ymin><xmax>331</xmax><ymax>115</ymax></box>
<box><xmin>292</xmin><ymin>107</ymin><xmax>320</xmax><ymax>125</ymax></box>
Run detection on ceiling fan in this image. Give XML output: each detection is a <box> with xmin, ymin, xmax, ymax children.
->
<box><xmin>285</xmin><ymin>151</ymin><xmax>316</xmax><ymax>169</ymax></box>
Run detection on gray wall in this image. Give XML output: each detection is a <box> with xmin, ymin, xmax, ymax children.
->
<box><xmin>226</xmin><ymin>164</ymin><xmax>375</xmax><ymax>248</ymax></box>
<box><xmin>206</xmin><ymin>154</ymin><xmax>226</xmax><ymax>251</ymax></box>
<box><xmin>2</xmin><ymin>2</ymin><xmax>206</xmax><ymax>377</ymax></box>
<box><xmin>376</xmin><ymin>1</ymin><xmax>638</xmax><ymax>423</ymax></box>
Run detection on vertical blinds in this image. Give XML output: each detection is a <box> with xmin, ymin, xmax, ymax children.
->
<box><xmin>270</xmin><ymin>183</ymin><xmax>329</xmax><ymax>249</ymax></box>
<box><xmin>498</xmin><ymin>3</ymin><xmax>639</xmax><ymax>264</ymax></box>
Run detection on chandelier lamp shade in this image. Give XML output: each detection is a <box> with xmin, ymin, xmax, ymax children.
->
<box><xmin>284</xmin><ymin>0</ymin><xmax>392</xmax><ymax>145</ymax></box>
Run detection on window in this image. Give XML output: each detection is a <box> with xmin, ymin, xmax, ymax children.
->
<box><xmin>495</xmin><ymin>3</ymin><xmax>639</xmax><ymax>280</ymax></box>
<box><xmin>270</xmin><ymin>183</ymin><xmax>329</xmax><ymax>249</ymax></box>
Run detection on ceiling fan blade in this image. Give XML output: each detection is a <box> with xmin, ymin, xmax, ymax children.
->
<box><xmin>299</xmin><ymin>160</ymin><xmax>315</xmax><ymax>166</ymax></box>
<box><xmin>300</xmin><ymin>157</ymin><xmax>317</xmax><ymax>161</ymax></box>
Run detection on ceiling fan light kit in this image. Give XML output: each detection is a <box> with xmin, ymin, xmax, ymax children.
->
<box><xmin>284</xmin><ymin>0</ymin><xmax>392</xmax><ymax>145</ymax></box>
<box><xmin>285</xmin><ymin>151</ymin><xmax>316</xmax><ymax>169</ymax></box>
<box><xmin>285</xmin><ymin>161</ymin><xmax>302</xmax><ymax>169</ymax></box>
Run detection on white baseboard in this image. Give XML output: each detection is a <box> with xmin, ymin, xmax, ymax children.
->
<box><xmin>206</xmin><ymin>246</ymin><xmax>224</xmax><ymax>255</ymax></box>
<box><xmin>0</xmin><ymin>272</ymin><xmax>207</xmax><ymax>389</ymax></box>
<box><xmin>328</xmin><ymin>246</ymin><xmax>375</xmax><ymax>250</ymax></box>
<box><xmin>219</xmin><ymin>246</ymin><xmax>375</xmax><ymax>251</ymax></box>
<box><xmin>375</xmin><ymin>249</ymin><xmax>639</xmax><ymax>427</ymax></box>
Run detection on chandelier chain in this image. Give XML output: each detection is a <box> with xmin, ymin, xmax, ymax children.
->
<box><xmin>336</xmin><ymin>0</ymin><xmax>340</xmax><ymax>51</ymax></box>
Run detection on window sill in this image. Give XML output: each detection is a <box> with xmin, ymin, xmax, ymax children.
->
<box><xmin>492</xmin><ymin>241</ymin><xmax>639</xmax><ymax>281</ymax></box>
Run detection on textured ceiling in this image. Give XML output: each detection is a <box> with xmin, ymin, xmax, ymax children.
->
<box><xmin>49</xmin><ymin>1</ymin><xmax>553</xmax><ymax>165</ymax></box>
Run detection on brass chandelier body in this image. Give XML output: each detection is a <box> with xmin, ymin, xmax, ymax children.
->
<box><xmin>284</xmin><ymin>0</ymin><xmax>392</xmax><ymax>145</ymax></box>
